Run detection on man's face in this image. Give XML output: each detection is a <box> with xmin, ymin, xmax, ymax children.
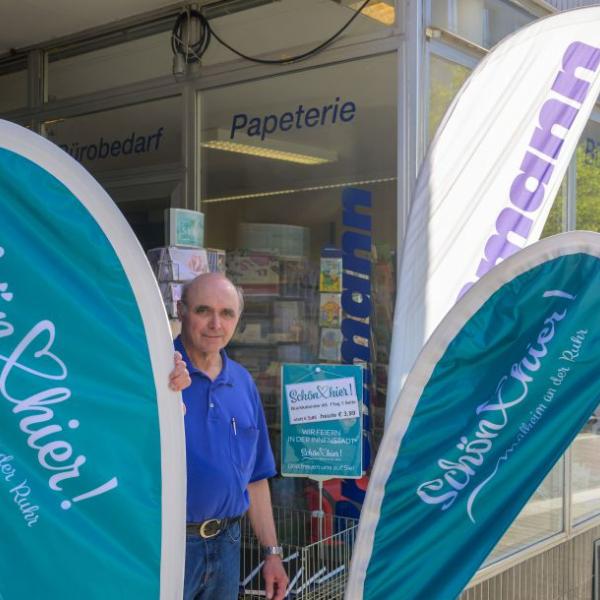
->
<box><xmin>179</xmin><ymin>276</ymin><xmax>241</xmax><ymax>356</ymax></box>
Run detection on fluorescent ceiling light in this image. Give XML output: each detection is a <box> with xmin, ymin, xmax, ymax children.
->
<box><xmin>359</xmin><ymin>2</ymin><xmax>395</xmax><ymax>26</ymax></box>
<box><xmin>202</xmin><ymin>176</ymin><xmax>396</xmax><ymax>204</ymax></box>
<box><xmin>343</xmin><ymin>1</ymin><xmax>396</xmax><ymax>26</ymax></box>
<box><xmin>201</xmin><ymin>129</ymin><xmax>338</xmax><ymax>165</ymax></box>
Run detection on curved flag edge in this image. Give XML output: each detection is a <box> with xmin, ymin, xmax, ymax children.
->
<box><xmin>347</xmin><ymin>230</ymin><xmax>600</xmax><ymax>598</ymax></box>
<box><xmin>0</xmin><ymin>119</ymin><xmax>186</xmax><ymax>599</ymax></box>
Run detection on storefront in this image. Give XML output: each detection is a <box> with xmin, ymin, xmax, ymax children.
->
<box><xmin>2</xmin><ymin>0</ymin><xmax>600</xmax><ymax>596</ymax></box>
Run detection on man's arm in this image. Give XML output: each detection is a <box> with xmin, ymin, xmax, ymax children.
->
<box><xmin>247</xmin><ymin>479</ymin><xmax>289</xmax><ymax>600</ymax></box>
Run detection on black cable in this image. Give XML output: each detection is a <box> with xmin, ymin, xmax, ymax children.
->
<box><xmin>171</xmin><ymin>9</ymin><xmax>211</xmax><ymax>64</ymax></box>
<box><xmin>209</xmin><ymin>0</ymin><xmax>373</xmax><ymax>65</ymax></box>
<box><xmin>171</xmin><ymin>0</ymin><xmax>373</xmax><ymax>66</ymax></box>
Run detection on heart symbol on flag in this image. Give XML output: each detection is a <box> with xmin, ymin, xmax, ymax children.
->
<box><xmin>3</xmin><ymin>320</ymin><xmax>67</xmax><ymax>382</ymax></box>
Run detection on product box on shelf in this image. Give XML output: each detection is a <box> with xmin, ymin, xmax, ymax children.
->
<box><xmin>255</xmin><ymin>362</ymin><xmax>280</xmax><ymax>396</ymax></box>
<box><xmin>227</xmin><ymin>251</ymin><xmax>280</xmax><ymax>295</ymax></box>
<box><xmin>238</xmin><ymin>222</ymin><xmax>309</xmax><ymax>259</ymax></box>
<box><xmin>319</xmin><ymin>293</ymin><xmax>342</xmax><ymax>327</ymax></box>
<box><xmin>319</xmin><ymin>248</ymin><xmax>343</xmax><ymax>292</ymax></box>
<box><xmin>318</xmin><ymin>327</ymin><xmax>343</xmax><ymax>361</ymax></box>
<box><xmin>279</xmin><ymin>258</ymin><xmax>316</xmax><ymax>298</ymax></box>
<box><xmin>206</xmin><ymin>248</ymin><xmax>226</xmax><ymax>273</ymax></box>
<box><xmin>165</xmin><ymin>208</ymin><xmax>204</xmax><ymax>248</ymax></box>
<box><xmin>159</xmin><ymin>282</ymin><xmax>183</xmax><ymax>318</ymax></box>
<box><xmin>232</xmin><ymin>319</ymin><xmax>271</xmax><ymax>345</ymax></box>
<box><xmin>147</xmin><ymin>246</ymin><xmax>209</xmax><ymax>282</ymax></box>
<box><xmin>272</xmin><ymin>300</ymin><xmax>304</xmax><ymax>342</ymax></box>
<box><xmin>277</xmin><ymin>343</ymin><xmax>306</xmax><ymax>363</ymax></box>
<box><xmin>243</xmin><ymin>298</ymin><xmax>272</xmax><ymax>318</ymax></box>
<box><xmin>227</xmin><ymin>346</ymin><xmax>272</xmax><ymax>379</ymax></box>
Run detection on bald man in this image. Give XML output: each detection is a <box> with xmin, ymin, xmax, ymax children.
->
<box><xmin>175</xmin><ymin>273</ymin><xmax>288</xmax><ymax>600</ymax></box>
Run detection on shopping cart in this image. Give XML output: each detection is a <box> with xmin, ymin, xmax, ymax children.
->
<box><xmin>239</xmin><ymin>506</ymin><xmax>358</xmax><ymax>599</ymax></box>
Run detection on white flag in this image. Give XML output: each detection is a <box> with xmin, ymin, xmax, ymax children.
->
<box><xmin>386</xmin><ymin>7</ymin><xmax>600</xmax><ymax>422</ymax></box>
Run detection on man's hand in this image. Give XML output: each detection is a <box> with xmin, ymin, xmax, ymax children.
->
<box><xmin>169</xmin><ymin>351</ymin><xmax>191</xmax><ymax>392</ymax></box>
<box><xmin>262</xmin><ymin>555</ymin><xmax>288</xmax><ymax>600</ymax></box>
<box><xmin>247</xmin><ymin>480</ymin><xmax>288</xmax><ymax>599</ymax></box>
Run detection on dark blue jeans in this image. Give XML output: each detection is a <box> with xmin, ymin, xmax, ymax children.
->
<box><xmin>184</xmin><ymin>521</ymin><xmax>241</xmax><ymax>600</ymax></box>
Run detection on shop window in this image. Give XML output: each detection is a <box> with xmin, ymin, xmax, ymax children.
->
<box><xmin>541</xmin><ymin>182</ymin><xmax>567</xmax><ymax>238</ymax></box>
<box><xmin>486</xmin><ymin>463</ymin><xmax>563</xmax><ymax>564</ymax></box>
<box><xmin>576</xmin><ymin>118</ymin><xmax>600</xmax><ymax>232</ymax></box>
<box><xmin>428</xmin><ymin>53</ymin><xmax>472</xmax><ymax>142</ymax></box>
<box><xmin>572</xmin><ymin>401</ymin><xmax>600</xmax><ymax>525</ymax></box>
<box><xmin>430</xmin><ymin>0</ymin><xmax>536</xmax><ymax>49</ymax></box>
<box><xmin>47</xmin><ymin>31</ymin><xmax>172</xmax><ymax>101</ymax></box>
<box><xmin>483</xmin><ymin>0</ymin><xmax>536</xmax><ymax>48</ymax></box>
<box><xmin>571</xmin><ymin>117</ymin><xmax>600</xmax><ymax>525</ymax></box>
<box><xmin>0</xmin><ymin>68</ymin><xmax>27</xmax><ymax>114</ymax></box>
<box><xmin>199</xmin><ymin>53</ymin><xmax>397</xmax><ymax>503</ymax></box>
<box><xmin>43</xmin><ymin>96</ymin><xmax>182</xmax><ymax>249</ymax></box>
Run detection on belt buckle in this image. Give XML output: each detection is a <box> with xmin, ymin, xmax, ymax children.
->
<box><xmin>199</xmin><ymin>519</ymin><xmax>222</xmax><ymax>539</ymax></box>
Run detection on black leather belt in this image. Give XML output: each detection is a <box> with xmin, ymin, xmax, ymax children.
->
<box><xmin>186</xmin><ymin>516</ymin><xmax>242</xmax><ymax>539</ymax></box>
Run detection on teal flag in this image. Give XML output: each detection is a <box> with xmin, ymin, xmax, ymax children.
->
<box><xmin>0</xmin><ymin>120</ymin><xmax>185</xmax><ymax>598</ymax></box>
<box><xmin>347</xmin><ymin>232</ymin><xmax>600</xmax><ymax>599</ymax></box>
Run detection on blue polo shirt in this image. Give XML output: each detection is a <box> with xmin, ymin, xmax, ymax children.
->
<box><xmin>175</xmin><ymin>336</ymin><xmax>277</xmax><ymax>522</ymax></box>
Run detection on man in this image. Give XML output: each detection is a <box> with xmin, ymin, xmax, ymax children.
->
<box><xmin>175</xmin><ymin>272</ymin><xmax>288</xmax><ymax>600</ymax></box>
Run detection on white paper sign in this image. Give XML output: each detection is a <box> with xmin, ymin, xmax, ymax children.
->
<box><xmin>285</xmin><ymin>376</ymin><xmax>360</xmax><ymax>425</ymax></box>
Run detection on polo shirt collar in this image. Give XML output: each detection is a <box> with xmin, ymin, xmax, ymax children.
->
<box><xmin>175</xmin><ymin>335</ymin><xmax>233</xmax><ymax>385</ymax></box>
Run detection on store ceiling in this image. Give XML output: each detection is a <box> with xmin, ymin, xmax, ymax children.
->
<box><xmin>0</xmin><ymin>0</ymin><xmax>183</xmax><ymax>55</ymax></box>
<box><xmin>0</xmin><ymin>0</ymin><xmax>360</xmax><ymax>56</ymax></box>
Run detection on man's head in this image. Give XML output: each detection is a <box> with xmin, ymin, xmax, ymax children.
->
<box><xmin>177</xmin><ymin>273</ymin><xmax>244</xmax><ymax>358</ymax></box>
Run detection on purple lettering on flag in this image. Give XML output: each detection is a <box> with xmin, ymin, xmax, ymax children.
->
<box><xmin>552</xmin><ymin>41</ymin><xmax>600</xmax><ymax>103</ymax></box>
<box><xmin>459</xmin><ymin>40</ymin><xmax>600</xmax><ymax>300</ymax></box>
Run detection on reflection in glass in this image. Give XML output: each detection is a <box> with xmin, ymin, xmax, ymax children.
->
<box><xmin>572</xmin><ymin>404</ymin><xmax>600</xmax><ymax>524</ymax></box>
<box><xmin>486</xmin><ymin>462</ymin><xmax>563</xmax><ymax>564</ymax></box>
<box><xmin>43</xmin><ymin>97</ymin><xmax>183</xmax><ymax>250</ymax></box>
<box><xmin>44</xmin><ymin>96</ymin><xmax>182</xmax><ymax>175</ymax></box>
<box><xmin>576</xmin><ymin>120</ymin><xmax>600</xmax><ymax>232</ymax></box>
<box><xmin>572</xmin><ymin>121</ymin><xmax>600</xmax><ymax>524</ymax></box>
<box><xmin>48</xmin><ymin>32</ymin><xmax>172</xmax><ymax>101</ymax></box>
<box><xmin>540</xmin><ymin>178</ymin><xmax>566</xmax><ymax>238</ymax></box>
<box><xmin>0</xmin><ymin>69</ymin><xmax>27</xmax><ymax>113</ymax></box>
<box><xmin>429</xmin><ymin>0</ymin><xmax>535</xmax><ymax>49</ymax></box>
<box><xmin>428</xmin><ymin>54</ymin><xmax>471</xmax><ymax>143</ymax></box>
